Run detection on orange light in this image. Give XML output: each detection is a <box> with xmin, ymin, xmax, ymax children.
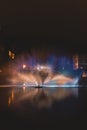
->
<box><xmin>11</xmin><ymin>90</ymin><xmax>14</xmax><ymax>100</ymax></box>
<box><xmin>73</xmin><ymin>55</ymin><xmax>79</xmax><ymax>69</ymax></box>
<box><xmin>12</xmin><ymin>53</ymin><xmax>15</xmax><ymax>59</ymax></box>
<box><xmin>8</xmin><ymin>97</ymin><xmax>11</xmax><ymax>106</ymax></box>
<box><xmin>9</xmin><ymin>51</ymin><xmax>11</xmax><ymax>57</ymax></box>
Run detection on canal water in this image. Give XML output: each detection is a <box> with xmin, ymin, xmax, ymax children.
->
<box><xmin>0</xmin><ymin>86</ymin><xmax>87</xmax><ymax>129</ymax></box>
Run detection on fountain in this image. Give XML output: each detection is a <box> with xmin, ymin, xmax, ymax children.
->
<box><xmin>9</xmin><ymin>63</ymin><xmax>79</xmax><ymax>88</ymax></box>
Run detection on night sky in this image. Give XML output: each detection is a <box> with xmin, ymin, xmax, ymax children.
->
<box><xmin>0</xmin><ymin>0</ymin><xmax>87</xmax><ymax>54</ymax></box>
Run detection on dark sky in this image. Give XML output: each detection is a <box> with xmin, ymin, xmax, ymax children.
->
<box><xmin>0</xmin><ymin>0</ymin><xmax>87</xmax><ymax>54</ymax></box>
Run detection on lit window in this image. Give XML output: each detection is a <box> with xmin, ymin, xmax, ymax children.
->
<box><xmin>9</xmin><ymin>51</ymin><xmax>11</xmax><ymax>57</ymax></box>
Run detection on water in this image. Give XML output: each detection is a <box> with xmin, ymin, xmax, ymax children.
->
<box><xmin>0</xmin><ymin>86</ymin><xmax>87</xmax><ymax>129</ymax></box>
<box><xmin>0</xmin><ymin>87</ymin><xmax>78</xmax><ymax>108</ymax></box>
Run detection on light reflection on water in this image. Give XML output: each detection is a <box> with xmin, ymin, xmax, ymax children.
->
<box><xmin>5</xmin><ymin>86</ymin><xmax>78</xmax><ymax>109</ymax></box>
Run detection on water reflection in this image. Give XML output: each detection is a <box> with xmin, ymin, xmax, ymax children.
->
<box><xmin>8</xmin><ymin>90</ymin><xmax>14</xmax><ymax>106</ymax></box>
<box><xmin>6</xmin><ymin>87</ymin><xmax>78</xmax><ymax>109</ymax></box>
<box><xmin>8</xmin><ymin>96</ymin><xmax>11</xmax><ymax>106</ymax></box>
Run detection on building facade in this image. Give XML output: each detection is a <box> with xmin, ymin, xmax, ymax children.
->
<box><xmin>73</xmin><ymin>54</ymin><xmax>87</xmax><ymax>70</ymax></box>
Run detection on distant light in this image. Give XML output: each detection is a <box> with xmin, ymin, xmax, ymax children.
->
<box><xmin>12</xmin><ymin>53</ymin><xmax>15</xmax><ymax>59</ymax></box>
<box><xmin>40</xmin><ymin>66</ymin><xmax>44</xmax><ymax>69</ymax></box>
<box><xmin>8</xmin><ymin>51</ymin><xmax>15</xmax><ymax>59</ymax></box>
<box><xmin>37</xmin><ymin>65</ymin><xmax>40</xmax><ymax>71</ymax></box>
<box><xmin>35</xmin><ymin>64</ymin><xmax>52</xmax><ymax>73</ymax></box>
<box><xmin>8</xmin><ymin>51</ymin><xmax>11</xmax><ymax>57</ymax></box>
<box><xmin>23</xmin><ymin>64</ymin><xmax>26</xmax><ymax>69</ymax></box>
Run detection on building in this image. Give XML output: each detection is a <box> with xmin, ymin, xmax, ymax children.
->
<box><xmin>0</xmin><ymin>43</ymin><xmax>16</xmax><ymax>67</ymax></box>
<box><xmin>73</xmin><ymin>54</ymin><xmax>87</xmax><ymax>70</ymax></box>
<box><xmin>78</xmin><ymin>54</ymin><xmax>87</xmax><ymax>70</ymax></box>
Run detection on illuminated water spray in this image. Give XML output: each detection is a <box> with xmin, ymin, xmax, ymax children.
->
<box><xmin>6</xmin><ymin>54</ymin><xmax>81</xmax><ymax>89</ymax></box>
<box><xmin>9</xmin><ymin>63</ymin><xmax>79</xmax><ymax>88</ymax></box>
